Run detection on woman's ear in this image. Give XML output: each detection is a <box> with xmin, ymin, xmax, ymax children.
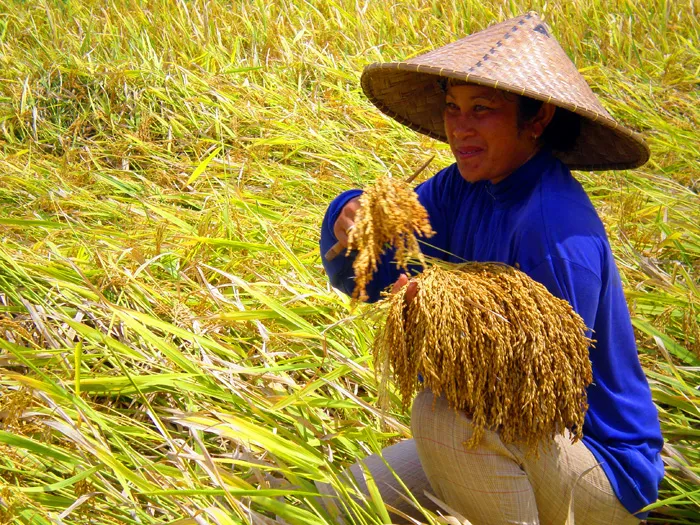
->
<box><xmin>531</xmin><ymin>103</ymin><xmax>556</xmax><ymax>138</ymax></box>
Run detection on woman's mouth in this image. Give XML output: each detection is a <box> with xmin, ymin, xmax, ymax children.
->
<box><xmin>455</xmin><ymin>146</ymin><xmax>484</xmax><ymax>159</ymax></box>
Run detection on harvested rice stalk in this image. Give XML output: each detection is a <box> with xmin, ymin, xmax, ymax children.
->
<box><xmin>347</xmin><ymin>175</ymin><xmax>434</xmax><ymax>301</ymax></box>
<box><xmin>374</xmin><ymin>263</ymin><xmax>593</xmax><ymax>453</ymax></box>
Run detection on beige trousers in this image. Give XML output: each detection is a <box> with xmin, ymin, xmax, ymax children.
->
<box><xmin>322</xmin><ymin>390</ymin><xmax>639</xmax><ymax>525</ymax></box>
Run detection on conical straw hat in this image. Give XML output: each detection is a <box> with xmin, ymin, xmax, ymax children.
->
<box><xmin>361</xmin><ymin>12</ymin><xmax>649</xmax><ymax>171</ymax></box>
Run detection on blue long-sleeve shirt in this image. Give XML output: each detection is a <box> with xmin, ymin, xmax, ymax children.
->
<box><xmin>320</xmin><ymin>149</ymin><xmax>664</xmax><ymax>517</ymax></box>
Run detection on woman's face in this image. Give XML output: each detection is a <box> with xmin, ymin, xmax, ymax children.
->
<box><xmin>443</xmin><ymin>84</ymin><xmax>549</xmax><ymax>184</ymax></box>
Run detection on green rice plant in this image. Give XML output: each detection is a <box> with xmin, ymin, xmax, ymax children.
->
<box><xmin>0</xmin><ymin>0</ymin><xmax>697</xmax><ymax>523</ymax></box>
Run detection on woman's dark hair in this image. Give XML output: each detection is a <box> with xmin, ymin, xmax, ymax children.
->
<box><xmin>517</xmin><ymin>96</ymin><xmax>581</xmax><ymax>152</ymax></box>
<box><xmin>438</xmin><ymin>78</ymin><xmax>581</xmax><ymax>152</ymax></box>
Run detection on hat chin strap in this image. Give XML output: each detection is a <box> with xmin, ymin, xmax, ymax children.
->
<box><xmin>526</xmin><ymin>144</ymin><xmax>542</xmax><ymax>162</ymax></box>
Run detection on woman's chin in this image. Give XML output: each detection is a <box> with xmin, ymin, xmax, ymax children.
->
<box><xmin>457</xmin><ymin>166</ymin><xmax>487</xmax><ymax>184</ymax></box>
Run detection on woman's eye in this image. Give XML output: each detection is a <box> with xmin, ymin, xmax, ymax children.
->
<box><xmin>474</xmin><ymin>104</ymin><xmax>492</xmax><ymax>112</ymax></box>
<box><xmin>446</xmin><ymin>102</ymin><xmax>460</xmax><ymax>111</ymax></box>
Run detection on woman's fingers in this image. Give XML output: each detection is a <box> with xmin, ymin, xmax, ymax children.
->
<box><xmin>405</xmin><ymin>280</ymin><xmax>418</xmax><ymax>304</ymax></box>
<box><xmin>334</xmin><ymin>225</ymin><xmax>352</xmax><ymax>247</ymax></box>
<box><xmin>392</xmin><ymin>274</ymin><xmax>419</xmax><ymax>305</ymax></box>
<box><xmin>391</xmin><ymin>274</ymin><xmax>409</xmax><ymax>294</ymax></box>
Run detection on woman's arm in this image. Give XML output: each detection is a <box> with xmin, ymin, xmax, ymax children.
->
<box><xmin>320</xmin><ymin>189</ymin><xmax>365</xmax><ymax>297</ymax></box>
<box><xmin>320</xmin><ymin>169</ymin><xmax>453</xmax><ymax>302</ymax></box>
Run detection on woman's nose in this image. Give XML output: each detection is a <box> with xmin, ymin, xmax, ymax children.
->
<box><xmin>451</xmin><ymin>116</ymin><xmax>476</xmax><ymax>139</ymax></box>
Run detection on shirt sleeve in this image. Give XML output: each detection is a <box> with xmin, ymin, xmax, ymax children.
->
<box><xmin>516</xmin><ymin>193</ymin><xmax>606</xmax><ymax>331</ymax></box>
<box><xmin>319</xmin><ymin>171</ymin><xmax>453</xmax><ymax>302</ymax></box>
<box><xmin>320</xmin><ymin>189</ymin><xmax>363</xmax><ymax>297</ymax></box>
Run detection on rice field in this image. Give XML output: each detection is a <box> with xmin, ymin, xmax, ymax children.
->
<box><xmin>0</xmin><ymin>0</ymin><xmax>698</xmax><ymax>523</ymax></box>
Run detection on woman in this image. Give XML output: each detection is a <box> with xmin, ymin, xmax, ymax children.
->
<box><xmin>319</xmin><ymin>13</ymin><xmax>663</xmax><ymax>525</ymax></box>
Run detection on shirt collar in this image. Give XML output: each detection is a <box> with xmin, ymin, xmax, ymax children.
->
<box><xmin>488</xmin><ymin>148</ymin><xmax>554</xmax><ymax>203</ymax></box>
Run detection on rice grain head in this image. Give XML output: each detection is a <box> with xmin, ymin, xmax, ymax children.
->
<box><xmin>374</xmin><ymin>264</ymin><xmax>593</xmax><ymax>454</ymax></box>
<box><xmin>347</xmin><ymin>175</ymin><xmax>434</xmax><ymax>301</ymax></box>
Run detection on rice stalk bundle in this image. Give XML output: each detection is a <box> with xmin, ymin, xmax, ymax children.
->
<box><xmin>347</xmin><ymin>175</ymin><xmax>434</xmax><ymax>301</ymax></box>
<box><xmin>374</xmin><ymin>263</ymin><xmax>593</xmax><ymax>453</ymax></box>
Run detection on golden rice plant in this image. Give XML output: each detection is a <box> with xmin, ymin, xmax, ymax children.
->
<box><xmin>347</xmin><ymin>175</ymin><xmax>434</xmax><ymax>301</ymax></box>
<box><xmin>374</xmin><ymin>263</ymin><xmax>593</xmax><ymax>453</ymax></box>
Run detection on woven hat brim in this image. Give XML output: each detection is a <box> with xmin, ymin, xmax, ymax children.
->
<box><xmin>361</xmin><ymin>64</ymin><xmax>649</xmax><ymax>171</ymax></box>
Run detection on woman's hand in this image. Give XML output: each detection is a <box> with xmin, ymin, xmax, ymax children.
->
<box><xmin>391</xmin><ymin>273</ymin><xmax>418</xmax><ymax>305</ymax></box>
<box><xmin>333</xmin><ymin>199</ymin><xmax>419</xmax><ymax>306</ymax></box>
<box><xmin>332</xmin><ymin>197</ymin><xmax>361</xmax><ymax>249</ymax></box>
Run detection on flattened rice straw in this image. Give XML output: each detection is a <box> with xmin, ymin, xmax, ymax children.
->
<box><xmin>374</xmin><ymin>264</ymin><xmax>593</xmax><ymax>453</ymax></box>
<box><xmin>347</xmin><ymin>175</ymin><xmax>434</xmax><ymax>301</ymax></box>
